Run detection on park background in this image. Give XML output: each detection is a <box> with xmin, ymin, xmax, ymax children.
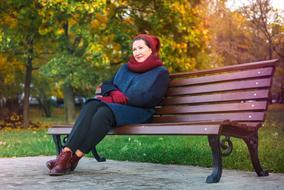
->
<box><xmin>0</xmin><ymin>0</ymin><xmax>283</xmax><ymax>173</ymax></box>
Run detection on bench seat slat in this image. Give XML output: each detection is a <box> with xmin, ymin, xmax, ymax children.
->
<box><xmin>156</xmin><ymin>101</ymin><xmax>267</xmax><ymax>114</ymax></box>
<box><xmin>48</xmin><ymin>124</ymin><xmax>221</xmax><ymax>135</ymax></box>
<box><xmin>167</xmin><ymin>78</ymin><xmax>271</xmax><ymax>96</ymax></box>
<box><xmin>47</xmin><ymin>121</ymin><xmax>261</xmax><ymax>136</ymax></box>
<box><xmin>161</xmin><ymin>89</ymin><xmax>269</xmax><ymax>105</ymax></box>
<box><xmin>152</xmin><ymin>112</ymin><xmax>265</xmax><ymax>123</ymax></box>
<box><xmin>110</xmin><ymin>124</ymin><xmax>221</xmax><ymax>135</ymax></box>
<box><xmin>170</xmin><ymin>67</ymin><xmax>273</xmax><ymax>87</ymax></box>
<box><xmin>48</xmin><ymin>127</ymin><xmax>72</xmax><ymax>135</ymax></box>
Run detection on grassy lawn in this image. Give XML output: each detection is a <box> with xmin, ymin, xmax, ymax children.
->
<box><xmin>0</xmin><ymin>104</ymin><xmax>283</xmax><ymax>173</ymax></box>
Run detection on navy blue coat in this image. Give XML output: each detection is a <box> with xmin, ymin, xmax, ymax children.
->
<box><xmin>94</xmin><ymin>64</ymin><xmax>169</xmax><ymax>126</ymax></box>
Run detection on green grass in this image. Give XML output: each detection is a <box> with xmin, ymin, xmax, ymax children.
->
<box><xmin>0</xmin><ymin>105</ymin><xmax>283</xmax><ymax>173</ymax></box>
<box><xmin>96</xmin><ymin>124</ymin><xmax>284</xmax><ymax>173</ymax></box>
<box><xmin>0</xmin><ymin>128</ymin><xmax>54</xmax><ymax>157</ymax></box>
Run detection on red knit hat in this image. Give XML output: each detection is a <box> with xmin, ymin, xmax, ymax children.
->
<box><xmin>134</xmin><ymin>34</ymin><xmax>160</xmax><ymax>53</ymax></box>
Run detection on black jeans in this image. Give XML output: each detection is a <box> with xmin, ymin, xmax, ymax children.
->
<box><xmin>65</xmin><ymin>101</ymin><xmax>115</xmax><ymax>154</ymax></box>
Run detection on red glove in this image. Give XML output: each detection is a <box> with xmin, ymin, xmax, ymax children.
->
<box><xmin>110</xmin><ymin>90</ymin><xmax>128</xmax><ymax>104</ymax></box>
<box><xmin>97</xmin><ymin>96</ymin><xmax>113</xmax><ymax>103</ymax></box>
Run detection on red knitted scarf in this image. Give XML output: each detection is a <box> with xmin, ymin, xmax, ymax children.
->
<box><xmin>127</xmin><ymin>54</ymin><xmax>163</xmax><ymax>73</ymax></box>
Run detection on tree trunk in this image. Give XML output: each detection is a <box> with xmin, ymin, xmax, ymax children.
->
<box><xmin>23</xmin><ymin>38</ymin><xmax>33</xmax><ymax>128</ymax></box>
<box><xmin>63</xmin><ymin>83</ymin><xmax>76</xmax><ymax>124</ymax></box>
<box><xmin>268</xmin><ymin>38</ymin><xmax>273</xmax><ymax>59</ymax></box>
<box><xmin>38</xmin><ymin>97</ymin><xmax>52</xmax><ymax>117</ymax></box>
<box><xmin>62</xmin><ymin>19</ymin><xmax>76</xmax><ymax>123</ymax></box>
<box><xmin>23</xmin><ymin>59</ymin><xmax>32</xmax><ymax>127</ymax></box>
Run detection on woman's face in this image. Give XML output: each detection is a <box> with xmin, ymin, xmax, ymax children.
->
<box><xmin>132</xmin><ymin>39</ymin><xmax>152</xmax><ymax>62</ymax></box>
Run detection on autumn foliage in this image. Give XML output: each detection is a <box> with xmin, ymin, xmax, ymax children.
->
<box><xmin>0</xmin><ymin>0</ymin><xmax>283</xmax><ymax>127</ymax></box>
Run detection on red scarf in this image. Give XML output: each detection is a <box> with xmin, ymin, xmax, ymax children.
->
<box><xmin>127</xmin><ymin>54</ymin><xmax>163</xmax><ymax>73</ymax></box>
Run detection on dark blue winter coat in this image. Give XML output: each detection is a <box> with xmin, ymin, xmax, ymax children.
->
<box><xmin>96</xmin><ymin>64</ymin><xmax>169</xmax><ymax>126</ymax></box>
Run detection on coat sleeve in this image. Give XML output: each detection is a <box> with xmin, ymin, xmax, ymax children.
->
<box><xmin>127</xmin><ymin>69</ymin><xmax>170</xmax><ymax>108</ymax></box>
<box><xmin>100</xmin><ymin>78</ymin><xmax>117</xmax><ymax>96</ymax></box>
<box><xmin>101</xmin><ymin>65</ymin><xmax>125</xmax><ymax>95</ymax></box>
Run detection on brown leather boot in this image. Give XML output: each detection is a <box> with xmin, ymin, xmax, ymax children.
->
<box><xmin>46</xmin><ymin>157</ymin><xmax>58</xmax><ymax>170</ymax></box>
<box><xmin>49</xmin><ymin>151</ymin><xmax>72</xmax><ymax>176</ymax></box>
<box><xmin>46</xmin><ymin>154</ymin><xmax>82</xmax><ymax>171</ymax></box>
<box><xmin>70</xmin><ymin>154</ymin><xmax>82</xmax><ymax>171</ymax></box>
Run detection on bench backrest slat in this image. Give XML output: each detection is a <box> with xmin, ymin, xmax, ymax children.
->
<box><xmin>167</xmin><ymin>78</ymin><xmax>272</xmax><ymax>96</ymax></box>
<box><xmin>170</xmin><ymin>67</ymin><xmax>273</xmax><ymax>87</ymax></box>
<box><xmin>156</xmin><ymin>101</ymin><xmax>267</xmax><ymax>115</ymax></box>
<box><xmin>152</xmin><ymin>112</ymin><xmax>265</xmax><ymax>123</ymax></box>
<box><xmin>161</xmin><ymin>89</ymin><xmax>269</xmax><ymax>105</ymax></box>
<box><xmin>170</xmin><ymin>59</ymin><xmax>278</xmax><ymax>78</ymax></box>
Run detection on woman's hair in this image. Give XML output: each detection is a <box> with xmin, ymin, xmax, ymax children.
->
<box><xmin>133</xmin><ymin>37</ymin><xmax>151</xmax><ymax>49</ymax></box>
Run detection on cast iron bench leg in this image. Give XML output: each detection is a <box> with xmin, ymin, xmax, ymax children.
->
<box><xmin>206</xmin><ymin>135</ymin><xmax>222</xmax><ymax>183</ymax></box>
<box><xmin>52</xmin><ymin>134</ymin><xmax>63</xmax><ymax>155</ymax></box>
<box><xmin>92</xmin><ymin>147</ymin><xmax>106</xmax><ymax>162</ymax></box>
<box><xmin>242</xmin><ymin>132</ymin><xmax>269</xmax><ymax>176</ymax></box>
<box><xmin>52</xmin><ymin>134</ymin><xmax>106</xmax><ymax>163</ymax></box>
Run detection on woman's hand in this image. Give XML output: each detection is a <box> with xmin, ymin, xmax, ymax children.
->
<box><xmin>110</xmin><ymin>90</ymin><xmax>128</xmax><ymax>104</ymax></box>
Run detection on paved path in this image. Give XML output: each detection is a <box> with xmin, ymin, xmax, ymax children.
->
<box><xmin>0</xmin><ymin>156</ymin><xmax>283</xmax><ymax>190</ymax></box>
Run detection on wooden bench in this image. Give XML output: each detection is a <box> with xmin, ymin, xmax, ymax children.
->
<box><xmin>47</xmin><ymin>59</ymin><xmax>278</xmax><ymax>183</ymax></box>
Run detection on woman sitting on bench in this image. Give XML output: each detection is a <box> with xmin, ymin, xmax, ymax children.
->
<box><xmin>46</xmin><ymin>34</ymin><xmax>170</xmax><ymax>176</ymax></box>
